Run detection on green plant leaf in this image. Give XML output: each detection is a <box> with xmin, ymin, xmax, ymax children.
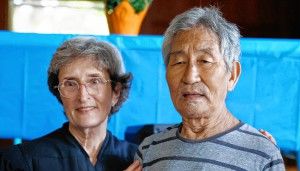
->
<box><xmin>106</xmin><ymin>0</ymin><xmax>121</xmax><ymax>11</ymax></box>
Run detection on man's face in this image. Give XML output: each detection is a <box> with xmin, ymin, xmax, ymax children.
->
<box><xmin>166</xmin><ymin>26</ymin><xmax>235</xmax><ymax>120</ymax></box>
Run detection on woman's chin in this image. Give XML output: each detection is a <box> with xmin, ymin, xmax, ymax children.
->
<box><xmin>71</xmin><ymin>116</ymin><xmax>107</xmax><ymax>129</ymax></box>
<box><xmin>67</xmin><ymin>109</ymin><xmax>109</xmax><ymax>129</ymax></box>
<box><xmin>74</xmin><ymin>120</ymin><xmax>104</xmax><ymax>129</ymax></box>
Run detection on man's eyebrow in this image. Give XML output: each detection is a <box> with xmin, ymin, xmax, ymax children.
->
<box><xmin>195</xmin><ymin>47</ymin><xmax>213</xmax><ymax>53</ymax></box>
<box><xmin>191</xmin><ymin>47</ymin><xmax>215</xmax><ymax>57</ymax></box>
<box><xmin>169</xmin><ymin>48</ymin><xmax>213</xmax><ymax>56</ymax></box>
<box><xmin>169</xmin><ymin>50</ymin><xmax>184</xmax><ymax>56</ymax></box>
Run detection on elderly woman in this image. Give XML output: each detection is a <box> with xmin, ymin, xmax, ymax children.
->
<box><xmin>1</xmin><ymin>37</ymin><xmax>139</xmax><ymax>171</ymax></box>
<box><xmin>135</xmin><ymin>7</ymin><xmax>285</xmax><ymax>170</ymax></box>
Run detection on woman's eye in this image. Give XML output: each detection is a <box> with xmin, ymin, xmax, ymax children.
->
<box><xmin>64</xmin><ymin>81</ymin><xmax>77</xmax><ymax>87</ymax></box>
<box><xmin>90</xmin><ymin>78</ymin><xmax>103</xmax><ymax>85</ymax></box>
<box><xmin>91</xmin><ymin>79</ymin><xmax>99</xmax><ymax>84</ymax></box>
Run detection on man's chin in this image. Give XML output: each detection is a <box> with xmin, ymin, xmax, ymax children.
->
<box><xmin>182</xmin><ymin>106</ymin><xmax>210</xmax><ymax>118</ymax></box>
<box><xmin>182</xmin><ymin>112</ymin><xmax>209</xmax><ymax>119</ymax></box>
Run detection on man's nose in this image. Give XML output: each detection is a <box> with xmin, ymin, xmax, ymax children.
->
<box><xmin>182</xmin><ymin>62</ymin><xmax>201</xmax><ymax>84</ymax></box>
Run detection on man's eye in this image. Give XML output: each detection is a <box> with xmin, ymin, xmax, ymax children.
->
<box><xmin>171</xmin><ymin>61</ymin><xmax>186</xmax><ymax>66</ymax></box>
<box><xmin>201</xmin><ymin>60</ymin><xmax>211</xmax><ymax>64</ymax></box>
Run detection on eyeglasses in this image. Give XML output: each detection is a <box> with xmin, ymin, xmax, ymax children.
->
<box><xmin>55</xmin><ymin>77</ymin><xmax>111</xmax><ymax>98</ymax></box>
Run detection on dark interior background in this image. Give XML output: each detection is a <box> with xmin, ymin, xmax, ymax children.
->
<box><xmin>0</xmin><ymin>0</ymin><xmax>299</xmax><ymax>38</ymax></box>
<box><xmin>140</xmin><ymin>0</ymin><xmax>300</xmax><ymax>38</ymax></box>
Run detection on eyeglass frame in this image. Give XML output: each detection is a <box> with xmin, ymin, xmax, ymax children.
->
<box><xmin>54</xmin><ymin>77</ymin><xmax>111</xmax><ymax>98</ymax></box>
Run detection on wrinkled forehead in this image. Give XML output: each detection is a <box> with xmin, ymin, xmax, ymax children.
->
<box><xmin>173</xmin><ymin>26</ymin><xmax>219</xmax><ymax>43</ymax></box>
<box><xmin>170</xmin><ymin>27</ymin><xmax>221</xmax><ymax>54</ymax></box>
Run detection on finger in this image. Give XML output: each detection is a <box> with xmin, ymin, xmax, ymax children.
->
<box><xmin>124</xmin><ymin>160</ymin><xmax>141</xmax><ymax>171</ymax></box>
<box><xmin>259</xmin><ymin>129</ymin><xmax>266</xmax><ymax>134</ymax></box>
<box><xmin>133</xmin><ymin>164</ymin><xmax>142</xmax><ymax>171</ymax></box>
<box><xmin>260</xmin><ymin>129</ymin><xmax>270</xmax><ymax>137</ymax></box>
<box><xmin>259</xmin><ymin>129</ymin><xmax>277</xmax><ymax>145</ymax></box>
<box><xmin>137</xmin><ymin>165</ymin><xmax>142</xmax><ymax>171</ymax></box>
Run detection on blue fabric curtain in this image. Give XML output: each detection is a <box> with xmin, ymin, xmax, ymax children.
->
<box><xmin>0</xmin><ymin>31</ymin><xmax>299</xmax><ymax>154</ymax></box>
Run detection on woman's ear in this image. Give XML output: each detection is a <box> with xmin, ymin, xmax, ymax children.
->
<box><xmin>227</xmin><ymin>61</ymin><xmax>241</xmax><ymax>91</ymax></box>
<box><xmin>112</xmin><ymin>82</ymin><xmax>122</xmax><ymax>106</ymax></box>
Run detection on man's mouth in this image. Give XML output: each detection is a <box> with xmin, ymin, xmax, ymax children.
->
<box><xmin>182</xmin><ymin>92</ymin><xmax>205</xmax><ymax>99</ymax></box>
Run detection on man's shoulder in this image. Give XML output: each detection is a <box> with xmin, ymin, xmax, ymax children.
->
<box><xmin>238</xmin><ymin>123</ymin><xmax>274</xmax><ymax>144</ymax></box>
<box><xmin>232</xmin><ymin>123</ymin><xmax>281</xmax><ymax>155</ymax></box>
<box><xmin>138</xmin><ymin>124</ymin><xmax>179</xmax><ymax>148</ymax></box>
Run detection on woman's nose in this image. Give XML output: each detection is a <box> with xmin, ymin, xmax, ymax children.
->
<box><xmin>77</xmin><ymin>84</ymin><xmax>92</xmax><ymax>100</ymax></box>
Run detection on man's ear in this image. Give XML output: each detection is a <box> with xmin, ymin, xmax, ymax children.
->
<box><xmin>227</xmin><ymin>61</ymin><xmax>241</xmax><ymax>91</ymax></box>
<box><xmin>112</xmin><ymin>82</ymin><xmax>122</xmax><ymax>106</ymax></box>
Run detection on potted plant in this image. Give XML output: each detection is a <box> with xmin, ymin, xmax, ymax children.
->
<box><xmin>104</xmin><ymin>0</ymin><xmax>152</xmax><ymax>35</ymax></box>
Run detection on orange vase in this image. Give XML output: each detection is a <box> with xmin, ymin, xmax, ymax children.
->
<box><xmin>106</xmin><ymin>0</ymin><xmax>149</xmax><ymax>35</ymax></box>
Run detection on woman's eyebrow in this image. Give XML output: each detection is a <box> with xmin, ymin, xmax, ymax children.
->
<box><xmin>87</xmin><ymin>73</ymin><xmax>104</xmax><ymax>78</ymax></box>
<box><xmin>62</xmin><ymin>76</ymin><xmax>77</xmax><ymax>80</ymax></box>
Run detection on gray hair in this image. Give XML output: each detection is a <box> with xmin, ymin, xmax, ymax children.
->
<box><xmin>48</xmin><ymin>36</ymin><xmax>132</xmax><ymax>115</ymax></box>
<box><xmin>162</xmin><ymin>7</ymin><xmax>241</xmax><ymax>70</ymax></box>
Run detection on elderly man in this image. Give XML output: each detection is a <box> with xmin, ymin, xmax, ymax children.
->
<box><xmin>134</xmin><ymin>7</ymin><xmax>285</xmax><ymax>170</ymax></box>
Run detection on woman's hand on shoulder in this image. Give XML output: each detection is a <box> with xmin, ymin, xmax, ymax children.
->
<box><xmin>259</xmin><ymin>129</ymin><xmax>277</xmax><ymax>144</ymax></box>
<box><xmin>124</xmin><ymin>160</ymin><xmax>142</xmax><ymax>171</ymax></box>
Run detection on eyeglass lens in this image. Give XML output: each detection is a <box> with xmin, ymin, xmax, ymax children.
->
<box><xmin>58</xmin><ymin>77</ymin><xmax>109</xmax><ymax>98</ymax></box>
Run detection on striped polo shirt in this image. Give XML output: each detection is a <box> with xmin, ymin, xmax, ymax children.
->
<box><xmin>135</xmin><ymin>122</ymin><xmax>285</xmax><ymax>171</ymax></box>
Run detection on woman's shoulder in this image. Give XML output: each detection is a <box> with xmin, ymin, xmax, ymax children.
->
<box><xmin>100</xmin><ymin>131</ymin><xmax>137</xmax><ymax>169</ymax></box>
<box><xmin>0</xmin><ymin>125</ymin><xmax>78</xmax><ymax>170</ymax></box>
<box><xmin>3</xmin><ymin>124</ymin><xmax>71</xmax><ymax>158</ymax></box>
<box><xmin>1</xmin><ymin>145</ymin><xmax>28</xmax><ymax>170</ymax></box>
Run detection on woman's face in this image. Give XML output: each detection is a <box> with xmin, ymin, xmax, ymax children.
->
<box><xmin>58</xmin><ymin>57</ymin><xmax>119</xmax><ymax>129</ymax></box>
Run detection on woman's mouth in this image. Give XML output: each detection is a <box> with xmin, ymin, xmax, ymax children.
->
<box><xmin>76</xmin><ymin>106</ymin><xmax>96</xmax><ymax>112</ymax></box>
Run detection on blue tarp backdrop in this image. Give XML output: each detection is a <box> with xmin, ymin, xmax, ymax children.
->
<box><xmin>0</xmin><ymin>31</ymin><xmax>300</xmax><ymax>156</ymax></box>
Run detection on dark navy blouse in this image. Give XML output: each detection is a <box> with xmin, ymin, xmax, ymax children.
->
<box><xmin>1</xmin><ymin>122</ymin><xmax>137</xmax><ymax>171</ymax></box>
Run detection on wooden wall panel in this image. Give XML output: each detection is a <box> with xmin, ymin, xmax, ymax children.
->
<box><xmin>140</xmin><ymin>0</ymin><xmax>300</xmax><ymax>38</ymax></box>
<box><xmin>0</xmin><ymin>0</ymin><xmax>8</xmax><ymax>30</ymax></box>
